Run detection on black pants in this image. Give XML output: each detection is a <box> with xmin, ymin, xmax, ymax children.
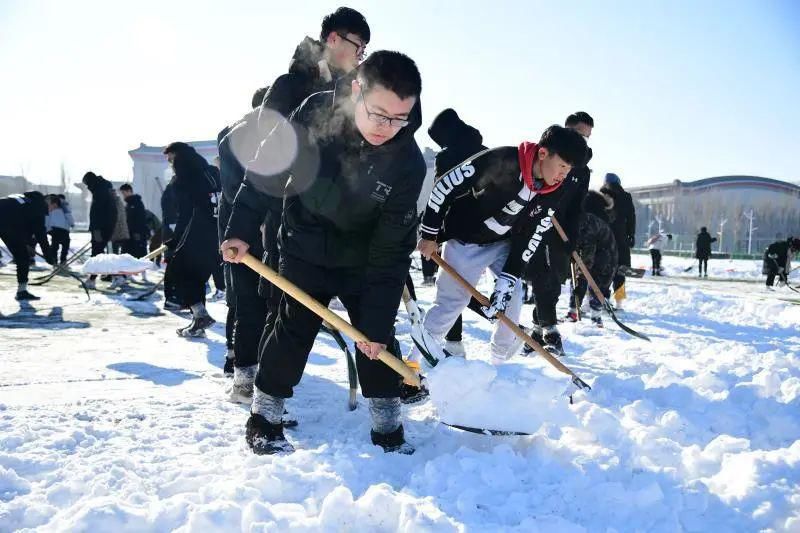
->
<box><xmin>530</xmin><ymin>267</ymin><xmax>562</xmax><ymax>328</ymax></box>
<box><xmin>231</xmin><ymin>259</ymin><xmax>268</xmax><ymax>368</ymax></box>
<box><xmin>211</xmin><ymin>260</ymin><xmax>225</xmax><ymax>291</ymax></box>
<box><xmin>650</xmin><ymin>249</ymin><xmax>662</xmax><ymax>273</ymax></box>
<box><xmin>698</xmin><ymin>258</ymin><xmax>708</xmax><ymax>275</ymax></box>
<box><xmin>112</xmin><ymin>240</ymin><xmax>124</xmax><ymax>254</ymax></box>
<box><xmin>49</xmin><ymin>228</ymin><xmax>70</xmax><ymax>262</ymax></box>
<box><xmin>89</xmin><ymin>238</ymin><xmax>109</xmax><ymax>281</ymax></box>
<box><xmin>256</xmin><ymin>256</ymin><xmax>402</xmax><ymax>399</ymax></box>
<box><xmin>421</xmin><ymin>257</ymin><xmax>437</xmax><ymax>278</ymax></box>
<box><xmin>0</xmin><ymin>233</ymin><xmax>30</xmax><ymax>284</ymax></box>
<box><xmin>123</xmin><ymin>239</ymin><xmax>148</xmax><ymax>258</ymax></box>
<box><xmin>572</xmin><ymin>275</ymin><xmax>611</xmax><ymax>311</ymax></box>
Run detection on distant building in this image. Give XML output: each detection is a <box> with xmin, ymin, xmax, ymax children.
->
<box><xmin>128</xmin><ymin>141</ymin><xmax>218</xmax><ymax>219</ymax></box>
<box><xmin>629</xmin><ymin>176</ymin><xmax>800</xmax><ymax>254</ymax></box>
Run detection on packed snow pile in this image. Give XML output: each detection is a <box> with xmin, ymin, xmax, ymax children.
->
<box><xmin>427</xmin><ymin>356</ymin><xmax>577</xmax><ymax>433</ymax></box>
<box><xmin>81</xmin><ymin>254</ymin><xmax>155</xmax><ymax>275</ymax></box>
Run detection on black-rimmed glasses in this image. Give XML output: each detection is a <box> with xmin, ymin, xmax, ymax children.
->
<box><xmin>336</xmin><ymin>32</ymin><xmax>367</xmax><ymax>60</ymax></box>
<box><xmin>359</xmin><ymin>93</ymin><xmax>410</xmax><ymax>129</ymax></box>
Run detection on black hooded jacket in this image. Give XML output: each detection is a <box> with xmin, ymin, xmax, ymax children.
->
<box><xmin>600</xmin><ymin>181</ymin><xmax>636</xmax><ymax>266</ymax></box>
<box><xmin>0</xmin><ymin>192</ymin><xmax>51</xmax><ymax>258</ymax></box>
<box><xmin>167</xmin><ymin>144</ymin><xmax>221</xmax><ymax>278</ymax></box>
<box><xmin>575</xmin><ymin>191</ymin><xmax>617</xmax><ymax>285</ymax></box>
<box><xmin>227</xmin><ymin>77</ymin><xmax>426</xmax><ymax>344</ymax></box>
<box><xmin>428</xmin><ymin>108</ymin><xmax>487</xmax><ymax>176</ymax></box>
<box><xmin>83</xmin><ymin>172</ymin><xmax>117</xmax><ymax>241</ymax></box>
<box><xmin>124</xmin><ymin>194</ymin><xmax>150</xmax><ymax>242</ymax></box>
<box><xmin>258</xmin><ymin>37</ymin><xmax>342</xmax><ymax>127</ymax></box>
<box><xmin>695</xmin><ymin>229</ymin><xmax>717</xmax><ymax>259</ymax></box>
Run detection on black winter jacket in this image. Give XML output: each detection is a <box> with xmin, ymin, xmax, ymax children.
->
<box><xmin>0</xmin><ymin>192</ymin><xmax>51</xmax><ymax>258</ymax></box>
<box><xmin>124</xmin><ymin>194</ymin><xmax>150</xmax><ymax>242</ymax></box>
<box><xmin>418</xmin><ymin>144</ymin><xmax>565</xmax><ymax>279</ymax></box>
<box><xmin>575</xmin><ymin>191</ymin><xmax>617</xmax><ymax>286</ymax></box>
<box><xmin>695</xmin><ymin>229</ymin><xmax>717</xmax><ymax>259</ymax></box>
<box><xmin>84</xmin><ymin>173</ymin><xmax>117</xmax><ymax>241</ymax></box>
<box><xmin>600</xmin><ymin>182</ymin><xmax>636</xmax><ymax>266</ymax></box>
<box><xmin>428</xmin><ymin>108</ymin><xmax>487</xmax><ymax>176</ymax></box>
<box><xmin>258</xmin><ymin>37</ymin><xmax>342</xmax><ymax>126</ymax></box>
<box><xmin>227</xmin><ymin>78</ymin><xmax>426</xmax><ymax>344</ymax></box>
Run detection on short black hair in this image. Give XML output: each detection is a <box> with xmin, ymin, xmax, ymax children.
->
<box><xmin>120</xmin><ymin>183</ymin><xmax>133</xmax><ymax>192</ymax></box>
<box><xmin>565</xmin><ymin>111</ymin><xmax>594</xmax><ymax>128</ymax></box>
<box><xmin>57</xmin><ymin>194</ymin><xmax>66</xmax><ymax>200</ymax></box>
<box><xmin>358</xmin><ymin>51</ymin><xmax>421</xmax><ymax>100</ymax></box>
<box><xmin>48</xmin><ymin>194</ymin><xmax>62</xmax><ymax>207</ymax></box>
<box><xmin>538</xmin><ymin>125</ymin><xmax>588</xmax><ymax>167</ymax></box>
<box><xmin>251</xmin><ymin>86</ymin><xmax>268</xmax><ymax>109</ymax></box>
<box><xmin>320</xmin><ymin>7</ymin><xmax>370</xmax><ymax>43</ymax></box>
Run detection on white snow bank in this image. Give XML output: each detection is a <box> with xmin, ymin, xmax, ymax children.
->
<box><xmin>81</xmin><ymin>254</ymin><xmax>155</xmax><ymax>275</ymax></box>
<box><xmin>427</xmin><ymin>356</ymin><xmax>577</xmax><ymax>433</ymax></box>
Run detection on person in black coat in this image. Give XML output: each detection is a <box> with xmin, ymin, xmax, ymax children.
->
<box><xmin>217</xmin><ymin>87</ymin><xmax>269</xmax><ymax>381</ymax></box>
<box><xmin>0</xmin><ymin>191</ymin><xmax>53</xmax><ymax>300</ymax></box>
<box><xmin>567</xmin><ymin>191</ymin><xmax>618</xmax><ymax>327</ymax></box>
<box><xmin>223</xmin><ymin>51</ymin><xmax>425</xmax><ymax>455</ymax></box>
<box><xmin>695</xmin><ymin>227</ymin><xmax>717</xmax><ymax>277</ymax></box>
<box><xmin>522</xmin><ymin>112</ymin><xmax>593</xmax><ymax>356</ymax></box>
<box><xmin>82</xmin><ymin>172</ymin><xmax>117</xmax><ymax>287</ymax></box>
<box><xmin>600</xmin><ymin>172</ymin><xmax>636</xmax><ymax>309</ymax></box>
<box><xmin>247</xmin><ymin>7</ymin><xmax>371</xmax><ymax>341</ymax></box>
<box><xmin>163</xmin><ymin>142</ymin><xmax>221</xmax><ymax>337</ymax></box>
<box><xmin>119</xmin><ymin>184</ymin><xmax>150</xmax><ymax>258</ymax></box>
<box><xmin>763</xmin><ymin>237</ymin><xmax>800</xmax><ymax>287</ymax></box>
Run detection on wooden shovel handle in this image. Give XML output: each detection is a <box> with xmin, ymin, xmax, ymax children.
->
<box><xmin>430</xmin><ymin>252</ymin><xmax>582</xmax><ymax>380</ymax></box>
<box><xmin>225</xmin><ymin>249</ymin><xmax>420</xmax><ymax>387</ymax></box>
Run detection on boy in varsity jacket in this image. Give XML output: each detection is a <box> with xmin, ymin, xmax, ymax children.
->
<box><xmin>417</xmin><ymin>125</ymin><xmax>587</xmax><ymax>364</ymax></box>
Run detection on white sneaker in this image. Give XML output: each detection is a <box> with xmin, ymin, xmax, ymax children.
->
<box><xmin>444</xmin><ymin>340</ymin><xmax>466</xmax><ymax>357</ymax></box>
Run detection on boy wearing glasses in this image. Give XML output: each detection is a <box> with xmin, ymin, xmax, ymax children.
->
<box><xmin>220</xmin><ymin>7</ymin><xmax>370</xmax><ymax>399</ymax></box>
<box><xmin>223</xmin><ymin>51</ymin><xmax>425</xmax><ymax>455</ymax></box>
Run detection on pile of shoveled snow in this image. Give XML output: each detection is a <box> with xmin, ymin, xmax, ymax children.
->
<box><xmin>81</xmin><ymin>254</ymin><xmax>155</xmax><ymax>275</ymax></box>
<box><xmin>426</xmin><ymin>356</ymin><xmax>578</xmax><ymax>433</ymax></box>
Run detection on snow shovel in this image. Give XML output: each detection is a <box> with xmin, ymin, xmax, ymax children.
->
<box><xmin>31</xmin><ymin>241</ymin><xmax>92</xmax><ymax>284</ymax></box>
<box><xmin>401</xmin><ymin>285</ymin><xmax>451</xmax><ymax>367</ymax></box>
<box><xmin>550</xmin><ymin>216</ymin><xmax>651</xmax><ymax>342</ymax></box>
<box><xmin>430</xmin><ymin>253</ymin><xmax>591</xmax><ymax>395</ymax></box>
<box><xmin>223</xmin><ymin>248</ymin><xmax>420</xmax><ymax>387</ymax></box>
<box><xmin>82</xmin><ymin>244</ymin><xmax>168</xmax><ymax>276</ymax></box>
<box><xmin>319</xmin><ymin>321</ymin><xmax>359</xmax><ymax>411</ymax></box>
<box><xmin>570</xmin><ymin>260</ymin><xmax>581</xmax><ymax>321</ymax></box>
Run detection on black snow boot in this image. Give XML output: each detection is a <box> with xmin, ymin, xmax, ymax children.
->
<box><xmin>371</xmin><ymin>424</ymin><xmax>414</xmax><ymax>455</ymax></box>
<box><xmin>177</xmin><ymin>315</ymin><xmax>215</xmax><ymax>338</ymax></box>
<box><xmin>15</xmin><ymin>290</ymin><xmax>40</xmax><ymax>301</ymax></box>
<box><xmin>245</xmin><ymin>414</ymin><xmax>294</xmax><ymax>455</ymax></box>
<box><xmin>522</xmin><ymin>326</ymin><xmax>546</xmax><ymax>356</ymax></box>
<box><xmin>543</xmin><ymin>329</ymin><xmax>565</xmax><ymax>357</ymax></box>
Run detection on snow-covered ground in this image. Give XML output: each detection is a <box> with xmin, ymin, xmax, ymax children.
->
<box><xmin>631</xmin><ymin>252</ymin><xmax>800</xmax><ymax>282</ymax></box>
<box><xmin>1</xmin><ymin>249</ymin><xmax>799</xmax><ymax>532</ymax></box>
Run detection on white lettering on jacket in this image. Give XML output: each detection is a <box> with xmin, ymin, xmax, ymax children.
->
<box><xmin>427</xmin><ymin>162</ymin><xmax>475</xmax><ymax>213</ymax></box>
<box><xmin>522</xmin><ymin>209</ymin><xmax>555</xmax><ymax>262</ymax></box>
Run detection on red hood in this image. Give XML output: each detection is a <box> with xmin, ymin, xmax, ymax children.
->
<box><xmin>518</xmin><ymin>141</ymin><xmax>562</xmax><ymax>195</ymax></box>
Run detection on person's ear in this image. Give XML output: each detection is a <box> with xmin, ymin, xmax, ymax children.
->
<box><xmin>350</xmin><ymin>79</ymin><xmax>361</xmax><ymax>103</ymax></box>
<box><xmin>537</xmin><ymin>147</ymin><xmax>549</xmax><ymax>160</ymax></box>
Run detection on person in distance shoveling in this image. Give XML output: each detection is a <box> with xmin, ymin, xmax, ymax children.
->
<box><xmin>222</xmin><ymin>51</ymin><xmax>425</xmax><ymax>455</ymax></box>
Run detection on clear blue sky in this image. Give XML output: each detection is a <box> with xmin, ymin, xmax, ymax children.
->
<box><xmin>1</xmin><ymin>0</ymin><xmax>798</xmax><ymax>189</ymax></box>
